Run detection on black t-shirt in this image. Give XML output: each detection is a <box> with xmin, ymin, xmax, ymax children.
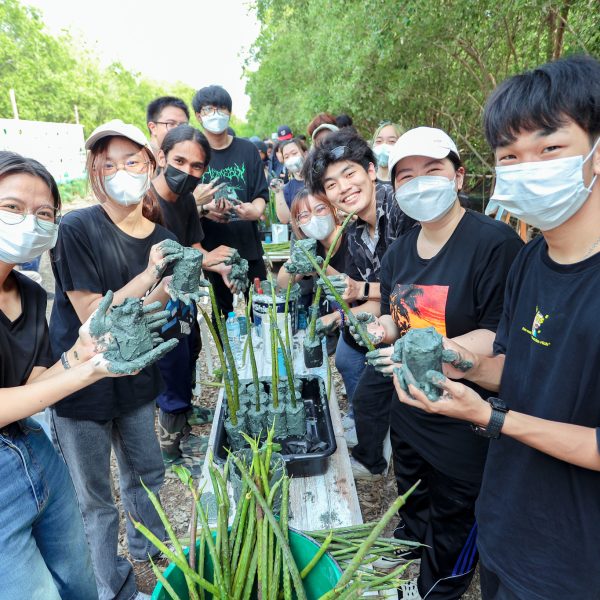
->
<box><xmin>0</xmin><ymin>271</ymin><xmax>53</xmax><ymax>390</ymax></box>
<box><xmin>49</xmin><ymin>205</ymin><xmax>176</xmax><ymax>420</ymax></box>
<box><xmin>200</xmin><ymin>137</ymin><xmax>269</xmax><ymax>261</ymax></box>
<box><xmin>380</xmin><ymin>210</ymin><xmax>523</xmax><ymax>481</ymax></box>
<box><xmin>283</xmin><ymin>178</ymin><xmax>305</xmax><ymax>209</ymax></box>
<box><xmin>154</xmin><ymin>187</ymin><xmax>204</xmax><ymax>247</ymax></box>
<box><xmin>477</xmin><ymin>236</ymin><xmax>600</xmax><ymax>598</ymax></box>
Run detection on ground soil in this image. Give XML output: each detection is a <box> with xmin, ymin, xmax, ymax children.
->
<box><xmin>37</xmin><ymin>197</ymin><xmax>481</xmax><ymax>598</ymax></box>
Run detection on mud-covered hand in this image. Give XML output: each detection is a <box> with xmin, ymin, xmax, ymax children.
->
<box><xmin>349</xmin><ymin>312</ymin><xmax>385</xmax><ymax>347</ymax></box>
<box><xmin>90</xmin><ymin>338</ymin><xmax>179</xmax><ymax>376</ymax></box>
<box><xmin>315</xmin><ymin>314</ymin><xmax>340</xmax><ymax>338</ymax></box>
<box><xmin>317</xmin><ymin>273</ymin><xmax>347</xmax><ymax>303</ymax></box>
<box><xmin>365</xmin><ymin>344</ymin><xmax>396</xmax><ymax>376</ymax></box>
<box><xmin>77</xmin><ymin>291</ymin><xmax>115</xmax><ymax>360</ymax></box>
<box><xmin>148</xmin><ymin>239</ymin><xmax>184</xmax><ymax>281</ymax></box>
<box><xmin>141</xmin><ymin>300</ymin><xmax>172</xmax><ymax>332</ymax></box>
<box><xmin>440</xmin><ymin>338</ymin><xmax>478</xmax><ymax>380</ymax></box>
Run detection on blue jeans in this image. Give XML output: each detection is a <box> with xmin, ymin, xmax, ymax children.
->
<box><xmin>50</xmin><ymin>402</ymin><xmax>166</xmax><ymax>600</ymax></box>
<box><xmin>0</xmin><ymin>418</ymin><xmax>97</xmax><ymax>599</ymax></box>
<box><xmin>334</xmin><ymin>334</ymin><xmax>367</xmax><ymax>415</ymax></box>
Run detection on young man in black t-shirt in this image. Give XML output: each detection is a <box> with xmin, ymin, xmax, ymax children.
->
<box><xmin>191</xmin><ymin>85</ymin><xmax>268</xmax><ymax>316</ymax></box>
<box><xmin>393</xmin><ymin>55</ymin><xmax>600</xmax><ymax>599</ymax></box>
<box><xmin>303</xmin><ymin>130</ymin><xmax>415</xmax><ymax>460</ymax></box>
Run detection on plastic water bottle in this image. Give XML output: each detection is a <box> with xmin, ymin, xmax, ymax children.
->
<box><xmin>225</xmin><ymin>312</ymin><xmax>242</xmax><ymax>367</ymax></box>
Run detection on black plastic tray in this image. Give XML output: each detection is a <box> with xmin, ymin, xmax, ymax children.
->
<box><xmin>213</xmin><ymin>375</ymin><xmax>337</xmax><ymax>478</ymax></box>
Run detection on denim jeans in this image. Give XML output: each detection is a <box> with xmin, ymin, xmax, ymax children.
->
<box><xmin>50</xmin><ymin>402</ymin><xmax>166</xmax><ymax>600</ymax></box>
<box><xmin>334</xmin><ymin>334</ymin><xmax>368</xmax><ymax>415</ymax></box>
<box><xmin>0</xmin><ymin>418</ymin><xmax>98</xmax><ymax>600</ymax></box>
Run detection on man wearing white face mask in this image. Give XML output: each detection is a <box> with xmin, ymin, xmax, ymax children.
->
<box><xmin>191</xmin><ymin>85</ymin><xmax>268</xmax><ymax>316</ymax></box>
<box><xmin>391</xmin><ymin>55</ymin><xmax>600</xmax><ymax>600</ymax></box>
<box><xmin>347</xmin><ymin>127</ymin><xmax>522</xmax><ymax>600</ymax></box>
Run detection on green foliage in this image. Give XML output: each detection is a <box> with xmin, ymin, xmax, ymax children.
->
<box><xmin>245</xmin><ymin>0</ymin><xmax>599</xmax><ymax>174</ymax></box>
<box><xmin>57</xmin><ymin>177</ymin><xmax>87</xmax><ymax>203</ymax></box>
<box><xmin>0</xmin><ymin>0</ymin><xmax>252</xmax><ymax>137</ymax></box>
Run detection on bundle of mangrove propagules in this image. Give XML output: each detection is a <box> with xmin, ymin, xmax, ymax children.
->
<box><xmin>132</xmin><ymin>426</ymin><xmax>420</xmax><ymax>600</ymax></box>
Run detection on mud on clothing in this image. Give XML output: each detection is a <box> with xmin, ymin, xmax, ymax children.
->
<box><xmin>477</xmin><ymin>235</ymin><xmax>600</xmax><ymax>600</ymax></box>
<box><xmin>200</xmin><ymin>137</ymin><xmax>268</xmax><ymax>261</ymax></box>
<box><xmin>49</xmin><ymin>205</ymin><xmax>176</xmax><ymax>420</ymax></box>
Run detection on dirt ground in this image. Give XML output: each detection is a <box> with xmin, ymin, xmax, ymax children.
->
<box><xmin>37</xmin><ymin>198</ymin><xmax>481</xmax><ymax>598</ymax></box>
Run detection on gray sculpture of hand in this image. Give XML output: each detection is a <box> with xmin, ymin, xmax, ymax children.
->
<box><xmin>166</xmin><ymin>246</ymin><xmax>209</xmax><ymax>306</ymax></box>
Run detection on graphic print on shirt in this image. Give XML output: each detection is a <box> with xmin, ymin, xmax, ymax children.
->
<box><xmin>390</xmin><ymin>283</ymin><xmax>448</xmax><ymax>336</ymax></box>
<box><xmin>521</xmin><ymin>305</ymin><xmax>551</xmax><ymax>347</ymax></box>
<box><xmin>202</xmin><ymin>163</ymin><xmax>246</xmax><ymax>222</ymax></box>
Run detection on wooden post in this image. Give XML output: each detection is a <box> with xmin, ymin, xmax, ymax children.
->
<box><xmin>9</xmin><ymin>89</ymin><xmax>19</xmax><ymax>120</ymax></box>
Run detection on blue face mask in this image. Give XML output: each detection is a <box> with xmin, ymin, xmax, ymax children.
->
<box><xmin>490</xmin><ymin>138</ymin><xmax>599</xmax><ymax>231</ymax></box>
<box><xmin>202</xmin><ymin>114</ymin><xmax>230</xmax><ymax>134</ymax></box>
<box><xmin>373</xmin><ymin>144</ymin><xmax>394</xmax><ymax>169</ymax></box>
<box><xmin>394</xmin><ymin>175</ymin><xmax>457</xmax><ymax>223</ymax></box>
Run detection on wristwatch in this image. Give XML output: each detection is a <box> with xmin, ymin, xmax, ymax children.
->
<box><xmin>472</xmin><ymin>397</ymin><xmax>508</xmax><ymax>439</ymax></box>
<box><xmin>361</xmin><ymin>281</ymin><xmax>370</xmax><ymax>302</ymax></box>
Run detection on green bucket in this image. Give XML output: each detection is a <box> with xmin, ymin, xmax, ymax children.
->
<box><xmin>152</xmin><ymin>528</ymin><xmax>342</xmax><ymax>599</ymax></box>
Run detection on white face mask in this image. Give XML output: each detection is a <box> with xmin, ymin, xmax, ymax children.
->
<box><xmin>490</xmin><ymin>139</ymin><xmax>599</xmax><ymax>231</ymax></box>
<box><xmin>284</xmin><ymin>156</ymin><xmax>304</xmax><ymax>174</ymax></box>
<box><xmin>394</xmin><ymin>175</ymin><xmax>457</xmax><ymax>223</ymax></box>
<box><xmin>201</xmin><ymin>114</ymin><xmax>230</xmax><ymax>134</ymax></box>
<box><xmin>373</xmin><ymin>144</ymin><xmax>394</xmax><ymax>169</ymax></box>
<box><xmin>104</xmin><ymin>171</ymin><xmax>149</xmax><ymax>206</ymax></box>
<box><xmin>299</xmin><ymin>214</ymin><xmax>336</xmax><ymax>241</ymax></box>
<box><xmin>0</xmin><ymin>213</ymin><xmax>58</xmax><ymax>264</ymax></box>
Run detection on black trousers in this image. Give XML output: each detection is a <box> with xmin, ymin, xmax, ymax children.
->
<box><xmin>205</xmin><ymin>257</ymin><xmax>267</xmax><ymax>317</ymax></box>
<box><xmin>391</xmin><ymin>410</ymin><xmax>481</xmax><ymax>600</ymax></box>
<box><xmin>479</xmin><ymin>563</ymin><xmax>522</xmax><ymax>600</ymax></box>
<box><xmin>351</xmin><ymin>365</ymin><xmax>394</xmax><ymax>474</ymax></box>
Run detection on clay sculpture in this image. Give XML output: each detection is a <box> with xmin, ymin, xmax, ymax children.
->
<box><xmin>89</xmin><ymin>292</ymin><xmax>178</xmax><ymax>374</ymax></box>
<box><xmin>166</xmin><ymin>245</ymin><xmax>209</xmax><ymax>306</ymax></box>
<box><xmin>392</xmin><ymin>326</ymin><xmax>444</xmax><ymax>401</ymax></box>
<box><xmin>285</xmin><ymin>238</ymin><xmax>323</xmax><ymax>275</ymax></box>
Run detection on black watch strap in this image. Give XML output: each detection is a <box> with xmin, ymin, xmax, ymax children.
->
<box><xmin>472</xmin><ymin>397</ymin><xmax>508</xmax><ymax>439</ymax></box>
<box><xmin>362</xmin><ymin>281</ymin><xmax>370</xmax><ymax>301</ymax></box>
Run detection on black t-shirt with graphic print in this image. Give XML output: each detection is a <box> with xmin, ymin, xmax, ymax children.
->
<box><xmin>380</xmin><ymin>210</ymin><xmax>523</xmax><ymax>481</ymax></box>
<box><xmin>200</xmin><ymin>137</ymin><xmax>269</xmax><ymax>261</ymax></box>
<box><xmin>476</xmin><ymin>236</ymin><xmax>600</xmax><ymax>599</ymax></box>
<box><xmin>0</xmin><ymin>271</ymin><xmax>53</xmax><ymax>391</ymax></box>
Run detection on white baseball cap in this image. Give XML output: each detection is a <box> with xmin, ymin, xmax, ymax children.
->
<box><xmin>388</xmin><ymin>127</ymin><xmax>459</xmax><ymax>178</ymax></box>
<box><xmin>85</xmin><ymin>119</ymin><xmax>151</xmax><ymax>151</ymax></box>
<box><xmin>311</xmin><ymin>123</ymin><xmax>339</xmax><ymax>141</ymax></box>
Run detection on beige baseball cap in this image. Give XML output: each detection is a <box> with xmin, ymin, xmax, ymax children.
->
<box><xmin>85</xmin><ymin>119</ymin><xmax>151</xmax><ymax>151</ymax></box>
<box><xmin>388</xmin><ymin>127</ymin><xmax>459</xmax><ymax>176</ymax></box>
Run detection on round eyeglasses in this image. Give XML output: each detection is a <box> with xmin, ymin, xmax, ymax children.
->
<box><xmin>0</xmin><ymin>203</ymin><xmax>59</xmax><ymax>231</ymax></box>
<box><xmin>296</xmin><ymin>203</ymin><xmax>330</xmax><ymax>225</ymax></box>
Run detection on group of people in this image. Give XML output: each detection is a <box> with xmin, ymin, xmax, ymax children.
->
<box><xmin>0</xmin><ymin>52</ymin><xmax>598</xmax><ymax>600</ymax></box>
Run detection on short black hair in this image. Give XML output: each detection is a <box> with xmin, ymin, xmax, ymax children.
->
<box><xmin>484</xmin><ymin>54</ymin><xmax>600</xmax><ymax>149</ymax></box>
<box><xmin>160</xmin><ymin>125</ymin><xmax>211</xmax><ymax>166</ymax></box>
<box><xmin>0</xmin><ymin>150</ymin><xmax>61</xmax><ymax>210</ymax></box>
<box><xmin>302</xmin><ymin>130</ymin><xmax>376</xmax><ymax>194</ymax></box>
<box><xmin>146</xmin><ymin>96</ymin><xmax>189</xmax><ymax>127</ymax></box>
<box><xmin>335</xmin><ymin>113</ymin><xmax>353</xmax><ymax>128</ymax></box>
<box><xmin>192</xmin><ymin>85</ymin><xmax>233</xmax><ymax>113</ymax></box>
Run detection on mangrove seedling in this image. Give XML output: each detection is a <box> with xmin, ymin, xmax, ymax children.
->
<box><xmin>284</xmin><ymin>238</ymin><xmax>323</xmax><ymax>275</ymax></box>
<box><xmin>245</xmin><ymin>288</ymin><xmax>261</xmax><ymax>410</ymax></box>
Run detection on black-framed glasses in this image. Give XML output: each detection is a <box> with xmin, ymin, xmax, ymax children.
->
<box><xmin>199</xmin><ymin>106</ymin><xmax>230</xmax><ymax>118</ymax></box>
<box><xmin>156</xmin><ymin>120</ymin><xmax>188</xmax><ymax>130</ymax></box>
<box><xmin>312</xmin><ymin>145</ymin><xmax>349</xmax><ymax>176</ymax></box>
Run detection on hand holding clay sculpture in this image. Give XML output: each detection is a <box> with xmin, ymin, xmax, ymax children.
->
<box><xmin>392</xmin><ymin>327</ymin><xmax>444</xmax><ymax>401</ymax></box>
<box><xmin>315</xmin><ymin>316</ymin><xmax>340</xmax><ymax>338</ymax></box>
<box><xmin>349</xmin><ymin>312</ymin><xmax>386</xmax><ymax>346</ymax></box>
<box><xmin>166</xmin><ymin>246</ymin><xmax>209</xmax><ymax>306</ymax></box>
<box><xmin>89</xmin><ymin>293</ymin><xmax>178</xmax><ymax>375</ymax></box>
<box><xmin>317</xmin><ymin>273</ymin><xmax>347</xmax><ymax>304</ymax></box>
<box><xmin>285</xmin><ymin>238</ymin><xmax>323</xmax><ymax>275</ymax></box>
<box><xmin>365</xmin><ymin>344</ymin><xmax>396</xmax><ymax>376</ymax></box>
<box><xmin>224</xmin><ymin>250</ymin><xmax>250</xmax><ymax>293</ymax></box>
<box><xmin>152</xmin><ymin>239</ymin><xmax>184</xmax><ymax>278</ymax></box>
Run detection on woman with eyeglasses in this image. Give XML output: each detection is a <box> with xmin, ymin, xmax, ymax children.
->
<box><xmin>48</xmin><ymin>120</ymin><xmax>179</xmax><ymax>600</ymax></box>
<box><xmin>273</xmin><ymin>138</ymin><xmax>309</xmax><ymax>224</ymax></box>
<box><xmin>372</xmin><ymin>122</ymin><xmax>403</xmax><ymax>183</ymax></box>
<box><xmin>0</xmin><ymin>150</ymin><xmax>169</xmax><ymax>599</ymax></box>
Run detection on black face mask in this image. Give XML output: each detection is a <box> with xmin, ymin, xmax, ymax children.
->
<box><xmin>164</xmin><ymin>163</ymin><xmax>201</xmax><ymax>196</ymax></box>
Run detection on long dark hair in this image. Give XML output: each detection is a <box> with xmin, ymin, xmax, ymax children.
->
<box><xmin>0</xmin><ymin>151</ymin><xmax>61</xmax><ymax>211</ymax></box>
<box><xmin>161</xmin><ymin>125</ymin><xmax>211</xmax><ymax>164</ymax></box>
<box><xmin>86</xmin><ymin>136</ymin><xmax>163</xmax><ymax>225</ymax></box>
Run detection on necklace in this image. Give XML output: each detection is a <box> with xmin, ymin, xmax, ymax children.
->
<box><xmin>581</xmin><ymin>233</ymin><xmax>600</xmax><ymax>261</ymax></box>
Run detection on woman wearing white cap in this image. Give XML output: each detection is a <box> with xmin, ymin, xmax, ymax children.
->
<box><xmin>351</xmin><ymin>127</ymin><xmax>523</xmax><ymax>599</ymax></box>
<box><xmin>49</xmin><ymin>120</ymin><xmax>179</xmax><ymax>600</ymax></box>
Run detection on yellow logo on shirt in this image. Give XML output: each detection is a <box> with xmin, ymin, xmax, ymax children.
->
<box><xmin>521</xmin><ymin>306</ymin><xmax>551</xmax><ymax>347</ymax></box>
